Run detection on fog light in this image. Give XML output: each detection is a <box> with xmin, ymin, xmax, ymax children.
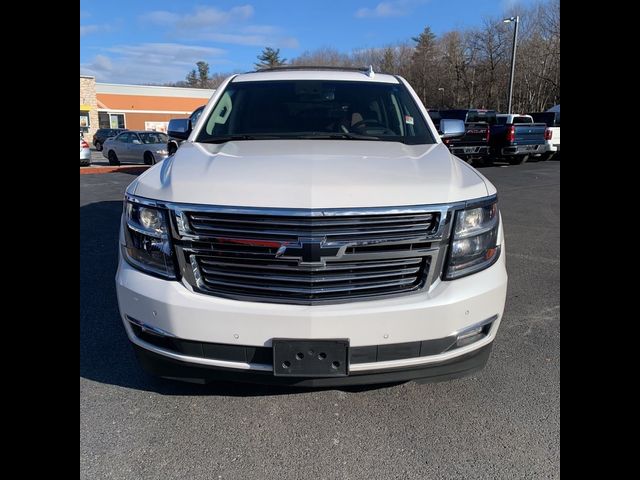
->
<box><xmin>452</xmin><ymin>316</ymin><xmax>497</xmax><ymax>349</ymax></box>
<box><xmin>455</xmin><ymin>332</ymin><xmax>485</xmax><ymax>348</ymax></box>
<box><xmin>457</xmin><ymin>326</ymin><xmax>483</xmax><ymax>341</ymax></box>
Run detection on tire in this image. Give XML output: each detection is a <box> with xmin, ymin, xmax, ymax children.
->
<box><xmin>168</xmin><ymin>143</ymin><xmax>177</xmax><ymax>156</ymax></box>
<box><xmin>95</xmin><ymin>141</ymin><xmax>102</xmax><ymax>151</ymax></box>
<box><xmin>108</xmin><ymin>150</ymin><xmax>120</xmax><ymax>166</ymax></box>
<box><xmin>479</xmin><ymin>156</ymin><xmax>494</xmax><ymax>167</ymax></box>
<box><xmin>144</xmin><ymin>152</ymin><xmax>157</xmax><ymax>165</ymax></box>
<box><xmin>80</xmin><ymin>161</ymin><xmax>90</xmax><ymax>167</ymax></box>
<box><xmin>508</xmin><ymin>155</ymin><xmax>529</xmax><ymax>165</ymax></box>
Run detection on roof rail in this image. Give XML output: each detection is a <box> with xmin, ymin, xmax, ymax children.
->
<box><xmin>248</xmin><ymin>65</ymin><xmax>375</xmax><ymax>75</ymax></box>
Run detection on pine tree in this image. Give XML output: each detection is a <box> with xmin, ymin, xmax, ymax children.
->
<box><xmin>196</xmin><ymin>61</ymin><xmax>210</xmax><ymax>87</ymax></box>
<box><xmin>185</xmin><ymin>69</ymin><xmax>198</xmax><ymax>87</ymax></box>
<box><xmin>255</xmin><ymin>47</ymin><xmax>286</xmax><ymax>69</ymax></box>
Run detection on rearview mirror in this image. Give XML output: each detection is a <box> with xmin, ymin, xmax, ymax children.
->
<box><xmin>439</xmin><ymin>119</ymin><xmax>465</xmax><ymax>139</ymax></box>
<box><xmin>168</xmin><ymin>118</ymin><xmax>192</xmax><ymax>140</ymax></box>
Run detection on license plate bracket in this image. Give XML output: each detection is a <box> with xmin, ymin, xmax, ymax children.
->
<box><xmin>272</xmin><ymin>339</ymin><xmax>349</xmax><ymax>377</ymax></box>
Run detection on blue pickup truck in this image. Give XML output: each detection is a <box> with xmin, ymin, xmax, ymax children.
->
<box><xmin>490</xmin><ymin>114</ymin><xmax>547</xmax><ymax>165</ymax></box>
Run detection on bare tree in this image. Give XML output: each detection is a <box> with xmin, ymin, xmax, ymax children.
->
<box><xmin>290</xmin><ymin>47</ymin><xmax>353</xmax><ymax>67</ymax></box>
<box><xmin>172</xmin><ymin>0</ymin><xmax>559</xmax><ymax>111</ymax></box>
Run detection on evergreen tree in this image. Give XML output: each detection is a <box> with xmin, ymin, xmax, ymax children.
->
<box><xmin>185</xmin><ymin>69</ymin><xmax>198</xmax><ymax>87</ymax></box>
<box><xmin>196</xmin><ymin>61</ymin><xmax>210</xmax><ymax>87</ymax></box>
<box><xmin>255</xmin><ymin>47</ymin><xmax>286</xmax><ymax>69</ymax></box>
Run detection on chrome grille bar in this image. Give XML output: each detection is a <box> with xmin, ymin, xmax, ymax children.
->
<box><xmin>167</xmin><ymin>203</ymin><xmax>457</xmax><ymax>304</ymax></box>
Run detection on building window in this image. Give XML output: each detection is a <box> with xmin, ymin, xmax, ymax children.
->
<box><xmin>80</xmin><ymin>111</ymin><xmax>90</xmax><ymax>129</ymax></box>
<box><xmin>98</xmin><ymin>112</ymin><xmax>126</xmax><ymax>129</ymax></box>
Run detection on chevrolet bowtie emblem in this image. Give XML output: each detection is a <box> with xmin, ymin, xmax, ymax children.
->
<box><xmin>275</xmin><ymin>237</ymin><xmax>346</xmax><ymax>266</ymax></box>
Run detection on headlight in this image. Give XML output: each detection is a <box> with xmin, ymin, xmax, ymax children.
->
<box><xmin>444</xmin><ymin>199</ymin><xmax>500</xmax><ymax>279</ymax></box>
<box><xmin>121</xmin><ymin>199</ymin><xmax>177</xmax><ymax>279</ymax></box>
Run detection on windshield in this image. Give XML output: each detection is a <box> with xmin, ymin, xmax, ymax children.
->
<box><xmin>512</xmin><ymin>116</ymin><xmax>532</xmax><ymax>124</ymax></box>
<box><xmin>440</xmin><ymin>110</ymin><xmax>497</xmax><ymax>125</ymax></box>
<box><xmin>139</xmin><ymin>132</ymin><xmax>169</xmax><ymax>144</ymax></box>
<box><xmin>195</xmin><ymin>80</ymin><xmax>435</xmax><ymax>144</ymax></box>
<box><xmin>466</xmin><ymin>111</ymin><xmax>497</xmax><ymax>124</ymax></box>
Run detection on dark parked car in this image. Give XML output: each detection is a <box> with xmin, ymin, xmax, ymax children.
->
<box><xmin>167</xmin><ymin>105</ymin><xmax>205</xmax><ymax>155</ymax></box>
<box><xmin>92</xmin><ymin>128</ymin><xmax>128</xmax><ymax>151</ymax></box>
<box><xmin>436</xmin><ymin>109</ymin><xmax>496</xmax><ymax>165</ymax></box>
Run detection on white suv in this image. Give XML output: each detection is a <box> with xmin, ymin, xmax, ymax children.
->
<box><xmin>116</xmin><ymin>68</ymin><xmax>508</xmax><ymax>386</ymax></box>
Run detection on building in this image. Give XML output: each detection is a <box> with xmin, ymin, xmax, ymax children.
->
<box><xmin>80</xmin><ymin>75</ymin><xmax>214</xmax><ymax>139</ymax></box>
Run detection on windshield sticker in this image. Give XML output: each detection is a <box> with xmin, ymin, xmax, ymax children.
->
<box><xmin>405</xmin><ymin>115</ymin><xmax>414</xmax><ymax>125</ymax></box>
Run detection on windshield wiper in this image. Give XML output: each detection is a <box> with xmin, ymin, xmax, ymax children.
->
<box><xmin>200</xmin><ymin>134</ymin><xmax>281</xmax><ymax>144</ymax></box>
<box><xmin>298</xmin><ymin>132</ymin><xmax>382</xmax><ymax>140</ymax></box>
<box><xmin>201</xmin><ymin>132</ymin><xmax>382</xmax><ymax>143</ymax></box>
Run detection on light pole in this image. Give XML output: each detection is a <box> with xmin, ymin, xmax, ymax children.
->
<box><xmin>503</xmin><ymin>16</ymin><xmax>519</xmax><ymax>114</ymax></box>
<box><xmin>438</xmin><ymin>87</ymin><xmax>445</xmax><ymax>109</ymax></box>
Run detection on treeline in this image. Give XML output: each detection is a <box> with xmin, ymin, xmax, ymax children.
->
<box><xmin>171</xmin><ymin>0</ymin><xmax>559</xmax><ymax>112</ymax></box>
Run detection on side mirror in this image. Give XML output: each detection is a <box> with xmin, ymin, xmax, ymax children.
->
<box><xmin>439</xmin><ymin>119</ymin><xmax>466</xmax><ymax>139</ymax></box>
<box><xmin>168</xmin><ymin>118</ymin><xmax>192</xmax><ymax>140</ymax></box>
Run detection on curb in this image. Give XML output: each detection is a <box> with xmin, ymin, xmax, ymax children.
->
<box><xmin>80</xmin><ymin>165</ymin><xmax>150</xmax><ymax>175</ymax></box>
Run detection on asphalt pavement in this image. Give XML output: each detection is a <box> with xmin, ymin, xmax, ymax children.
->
<box><xmin>80</xmin><ymin>160</ymin><xmax>560</xmax><ymax>479</ymax></box>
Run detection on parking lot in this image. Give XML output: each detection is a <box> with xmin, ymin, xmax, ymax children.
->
<box><xmin>83</xmin><ymin>148</ymin><xmax>140</xmax><ymax>168</ymax></box>
<box><xmin>80</xmin><ymin>161</ymin><xmax>559</xmax><ymax>479</ymax></box>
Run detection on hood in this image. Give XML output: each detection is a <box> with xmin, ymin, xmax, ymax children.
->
<box><xmin>130</xmin><ymin>140</ymin><xmax>490</xmax><ymax>208</ymax></box>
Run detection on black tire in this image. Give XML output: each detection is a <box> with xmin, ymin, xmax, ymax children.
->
<box><xmin>80</xmin><ymin>161</ymin><xmax>91</xmax><ymax>167</ymax></box>
<box><xmin>480</xmin><ymin>156</ymin><xmax>494</xmax><ymax>167</ymax></box>
<box><xmin>95</xmin><ymin>141</ymin><xmax>102</xmax><ymax>151</ymax></box>
<box><xmin>108</xmin><ymin>150</ymin><xmax>120</xmax><ymax>166</ymax></box>
<box><xmin>144</xmin><ymin>152</ymin><xmax>157</xmax><ymax>165</ymax></box>
<box><xmin>168</xmin><ymin>142</ymin><xmax>178</xmax><ymax>156</ymax></box>
<box><xmin>508</xmin><ymin>155</ymin><xmax>529</xmax><ymax>165</ymax></box>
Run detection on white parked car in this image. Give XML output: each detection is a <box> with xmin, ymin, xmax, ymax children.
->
<box><xmin>80</xmin><ymin>135</ymin><xmax>91</xmax><ymax>166</ymax></box>
<box><xmin>116</xmin><ymin>67</ymin><xmax>508</xmax><ymax>386</ymax></box>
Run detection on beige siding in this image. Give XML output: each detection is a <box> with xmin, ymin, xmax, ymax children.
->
<box><xmin>80</xmin><ymin>76</ymin><xmax>99</xmax><ymax>140</ymax></box>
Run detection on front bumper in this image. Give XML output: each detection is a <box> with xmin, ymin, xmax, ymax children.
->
<box><xmin>449</xmin><ymin>146</ymin><xmax>490</xmax><ymax>157</ymax></box>
<box><xmin>132</xmin><ymin>341</ymin><xmax>494</xmax><ymax>386</ymax></box>
<box><xmin>116</xmin><ymin>242</ymin><xmax>507</xmax><ymax>384</ymax></box>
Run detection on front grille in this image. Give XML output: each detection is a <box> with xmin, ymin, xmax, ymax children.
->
<box><xmin>194</xmin><ymin>255</ymin><xmax>430</xmax><ymax>302</ymax></box>
<box><xmin>186</xmin><ymin>211</ymin><xmax>437</xmax><ymax>241</ymax></box>
<box><xmin>173</xmin><ymin>207</ymin><xmax>449</xmax><ymax>304</ymax></box>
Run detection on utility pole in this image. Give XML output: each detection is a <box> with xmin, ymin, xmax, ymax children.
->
<box><xmin>503</xmin><ymin>16</ymin><xmax>520</xmax><ymax>114</ymax></box>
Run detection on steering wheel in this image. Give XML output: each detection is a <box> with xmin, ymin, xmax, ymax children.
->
<box><xmin>350</xmin><ymin>119</ymin><xmax>395</xmax><ymax>135</ymax></box>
